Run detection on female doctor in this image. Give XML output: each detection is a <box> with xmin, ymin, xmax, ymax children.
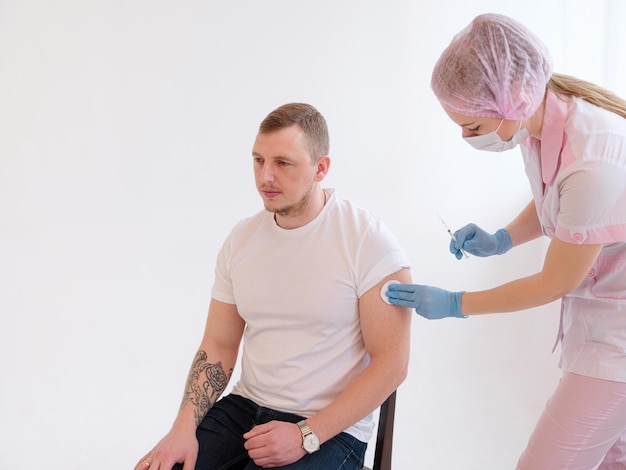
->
<box><xmin>386</xmin><ymin>13</ymin><xmax>626</xmax><ymax>469</ymax></box>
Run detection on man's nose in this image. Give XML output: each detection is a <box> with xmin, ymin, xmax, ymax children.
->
<box><xmin>259</xmin><ymin>163</ymin><xmax>275</xmax><ymax>181</ymax></box>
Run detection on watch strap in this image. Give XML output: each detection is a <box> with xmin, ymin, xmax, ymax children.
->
<box><xmin>297</xmin><ymin>420</ymin><xmax>313</xmax><ymax>437</ymax></box>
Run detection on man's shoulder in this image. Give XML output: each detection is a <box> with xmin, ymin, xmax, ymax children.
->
<box><xmin>222</xmin><ymin>209</ymin><xmax>270</xmax><ymax>244</ymax></box>
<box><xmin>331</xmin><ymin>197</ymin><xmax>383</xmax><ymax>230</ymax></box>
<box><xmin>232</xmin><ymin>208</ymin><xmax>269</xmax><ymax>229</ymax></box>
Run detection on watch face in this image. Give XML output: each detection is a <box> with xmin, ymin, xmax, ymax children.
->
<box><xmin>303</xmin><ymin>433</ymin><xmax>320</xmax><ymax>452</ymax></box>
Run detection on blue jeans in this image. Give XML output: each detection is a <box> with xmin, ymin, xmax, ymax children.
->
<box><xmin>172</xmin><ymin>394</ymin><xmax>367</xmax><ymax>470</ymax></box>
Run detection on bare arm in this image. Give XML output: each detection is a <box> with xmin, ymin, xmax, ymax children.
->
<box><xmin>177</xmin><ymin>299</ymin><xmax>244</xmax><ymax>428</ymax></box>
<box><xmin>306</xmin><ymin>268</ymin><xmax>412</xmax><ymax>442</ymax></box>
<box><xmin>134</xmin><ymin>299</ymin><xmax>245</xmax><ymax>470</ymax></box>
<box><xmin>462</xmin><ymin>237</ymin><xmax>603</xmax><ymax>315</ymax></box>
<box><xmin>504</xmin><ymin>199</ymin><xmax>544</xmax><ymax>247</ymax></box>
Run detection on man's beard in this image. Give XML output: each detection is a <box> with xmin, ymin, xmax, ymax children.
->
<box><xmin>267</xmin><ymin>184</ymin><xmax>313</xmax><ymax>218</ymax></box>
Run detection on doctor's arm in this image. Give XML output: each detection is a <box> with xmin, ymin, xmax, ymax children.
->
<box><xmin>504</xmin><ymin>200</ymin><xmax>544</xmax><ymax>247</ymax></box>
<box><xmin>461</xmin><ymin>236</ymin><xmax>603</xmax><ymax>315</ymax></box>
<box><xmin>134</xmin><ymin>299</ymin><xmax>245</xmax><ymax>470</ymax></box>
<box><xmin>388</xmin><ymin>237</ymin><xmax>602</xmax><ymax>318</ymax></box>
<box><xmin>451</xmin><ymin>200</ymin><xmax>544</xmax><ymax>258</ymax></box>
<box><xmin>243</xmin><ymin>268</ymin><xmax>412</xmax><ymax>468</ymax></box>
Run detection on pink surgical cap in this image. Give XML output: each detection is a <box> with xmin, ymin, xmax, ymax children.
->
<box><xmin>431</xmin><ymin>13</ymin><xmax>553</xmax><ymax>120</ymax></box>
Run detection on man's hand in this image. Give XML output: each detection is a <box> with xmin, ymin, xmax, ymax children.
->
<box><xmin>243</xmin><ymin>421</ymin><xmax>306</xmax><ymax>468</ymax></box>
<box><xmin>134</xmin><ymin>426</ymin><xmax>198</xmax><ymax>470</ymax></box>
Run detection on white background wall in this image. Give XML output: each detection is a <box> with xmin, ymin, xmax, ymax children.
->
<box><xmin>2</xmin><ymin>1</ymin><xmax>626</xmax><ymax>468</ymax></box>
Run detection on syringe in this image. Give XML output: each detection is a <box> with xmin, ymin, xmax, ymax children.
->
<box><xmin>437</xmin><ymin>213</ymin><xmax>469</xmax><ymax>259</ymax></box>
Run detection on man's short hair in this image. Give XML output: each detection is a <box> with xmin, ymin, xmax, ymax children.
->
<box><xmin>259</xmin><ymin>103</ymin><xmax>330</xmax><ymax>163</ymax></box>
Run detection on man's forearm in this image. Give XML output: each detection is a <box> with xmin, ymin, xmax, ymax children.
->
<box><xmin>306</xmin><ymin>356</ymin><xmax>407</xmax><ymax>445</ymax></box>
<box><xmin>179</xmin><ymin>349</ymin><xmax>233</xmax><ymax>427</ymax></box>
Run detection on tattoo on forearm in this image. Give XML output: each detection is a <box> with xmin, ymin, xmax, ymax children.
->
<box><xmin>180</xmin><ymin>350</ymin><xmax>232</xmax><ymax>426</ymax></box>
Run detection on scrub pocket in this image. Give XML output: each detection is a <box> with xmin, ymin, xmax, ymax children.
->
<box><xmin>589</xmin><ymin>255</ymin><xmax>626</xmax><ymax>301</ymax></box>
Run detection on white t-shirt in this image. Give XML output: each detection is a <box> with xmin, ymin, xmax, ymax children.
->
<box><xmin>521</xmin><ymin>91</ymin><xmax>626</xmax><ymax>381</ymax></box>
<box><xmin>211</xmin><ymin>189</ymin><xmax>410</xmax><ymax>441</ymax></box>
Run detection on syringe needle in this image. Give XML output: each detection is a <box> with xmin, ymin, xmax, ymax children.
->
<box><xmin>436</xmin><ymin>213</ymin><xmax>469</xmax><ymax>259</ymax></box>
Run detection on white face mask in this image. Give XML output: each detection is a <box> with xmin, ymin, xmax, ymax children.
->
<box><xmin>464</xmin><ymin>119</ymin><xmax>529</xmax><ymax>152</ymax></box>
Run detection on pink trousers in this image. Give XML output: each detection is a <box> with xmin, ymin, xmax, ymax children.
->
<box><xmin>517</xmin><ymin>372</ymin><xmax>626</xmax><ymax>469</ymax></box>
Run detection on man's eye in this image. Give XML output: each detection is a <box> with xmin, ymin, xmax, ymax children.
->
<box><xmin>278</xmin><ymin>161</ymin><xmax>290</xmax><ymax>167</ymax></box>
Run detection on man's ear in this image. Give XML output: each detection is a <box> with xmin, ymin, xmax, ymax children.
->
<box><xmin>314</xmin><ymin>155</ymin><xmax>331</xmax><ymax>181</ymax></box>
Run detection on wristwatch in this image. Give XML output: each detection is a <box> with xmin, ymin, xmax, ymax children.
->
<box><xmin>296</xmin><ymin>420</ymin><xmax>320</xmax><ymax>454</ymax></box>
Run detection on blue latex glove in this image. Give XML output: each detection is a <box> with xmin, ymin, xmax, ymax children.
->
<box><xmin>450</xmin><ymin>224</ymin><xmax>512</xmax><ymax>259</ymax></box>
<box><xmin>386</xmin><ymin>283</ymin><xmax>466</xmax><ymax>320</ymax></box>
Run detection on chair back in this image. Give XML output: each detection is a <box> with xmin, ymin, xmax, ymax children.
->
<box><xmin>362</xmin><ymin>390</ymin><xmax>397</xmax><ymax>470</ymax></box>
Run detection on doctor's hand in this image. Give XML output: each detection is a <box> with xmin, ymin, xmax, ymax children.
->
<box><xmin>451</xmin><ymin>223</ymin><xmax>512</xmax><ymax>259</ymax></box>
<box><xmin>386</xmin><ymin>284</ymin><xmax>466</xmax><ymax>320</ymax></box>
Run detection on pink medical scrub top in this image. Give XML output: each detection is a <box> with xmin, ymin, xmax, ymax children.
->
<box><xmin>521</xmin><ymin>90</ymin><xmax>626</xmax><ymax>382</ymax></box>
